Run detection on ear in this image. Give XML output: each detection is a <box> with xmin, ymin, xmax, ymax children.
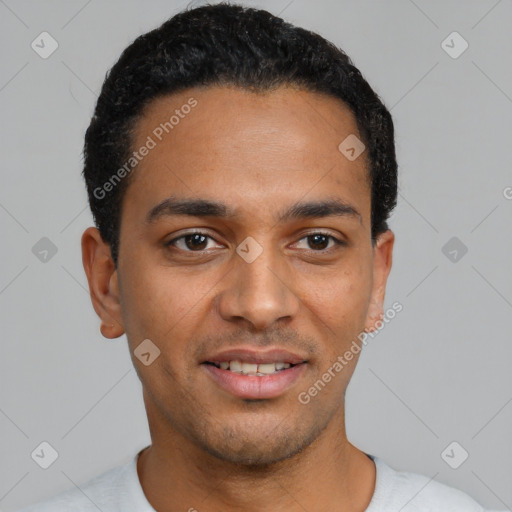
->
<box><xmin>364</xmin><ymin>230</ymin><xmax>394</xmax><ymax>333</ymax></box>
<box><xmin>81</xmin><ymin>227</ymin><xmax>125</xmax><ymax>339</ymax></box>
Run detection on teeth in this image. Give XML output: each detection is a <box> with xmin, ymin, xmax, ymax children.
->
<box><xmin>215</xmin><ymin>360</ymin><xmax>292</xmax><ymax>375</ymax></box>
<box><xmin>257</xmin><ymin>363</ymin><xmax>278</xmax><ymax>375</ymax></box>
<box><xmin>241</xmin><ymin>362</ymin><xmax>258</xmax><ymax>374</ymax></box>
<box><xmin>229</xmin><ymin>360</ymin><xmax>243</xmax><ymax>372</ymax></box>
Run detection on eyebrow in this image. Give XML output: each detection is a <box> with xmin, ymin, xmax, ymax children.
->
<box><xmin>145</xmin><ymin>196</ymin><xmax>362</xmax><ymax>224</ymax></box>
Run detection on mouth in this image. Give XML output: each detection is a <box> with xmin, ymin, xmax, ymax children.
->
<box><xmin>200</xmin><ymin>348</ymin><xmax>308</xmax><ymax>400</ymax></box>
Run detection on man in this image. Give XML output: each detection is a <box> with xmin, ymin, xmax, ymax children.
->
<box><xmin>19</xmin><ymin>3</ymin><xmax>502</xmax><ymax>511</ymax></box>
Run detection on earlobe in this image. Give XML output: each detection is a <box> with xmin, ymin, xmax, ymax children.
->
<box><xmin>81</xmin><ymin>227</ymin><xmax>125</xmax><ymax>339</ymax></box>
<box><xmin>365</xmin><ymin>300</ymin><xmax>384</xmax><ymax>333</ymax></box>
<box><xmin>100</xmin><ymin>321</ymin><xmax>123</xmax><ymax>339</ymax></box>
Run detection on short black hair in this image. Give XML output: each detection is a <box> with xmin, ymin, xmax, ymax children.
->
<box><xmin>83</xmin><ymin>2</ymin><xmax>397</xmax><ymax>266</ymax></box>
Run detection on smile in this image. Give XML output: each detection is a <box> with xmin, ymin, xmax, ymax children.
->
<box><xmin>201</xmin><ymin>360</ymin><xmax>307</xmax><ymax>399</ymax></box>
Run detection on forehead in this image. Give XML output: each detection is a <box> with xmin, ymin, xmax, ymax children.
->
<box><xmin>123</xmin><ymin>85</ymin><xmax>370</xmax><ymax>227</ymax></box>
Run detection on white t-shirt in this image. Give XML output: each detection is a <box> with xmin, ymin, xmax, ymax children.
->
<box><xmin>17</xmin><ymin>448</ymin><xmax>500</xmax><ymax>511</ymax></box>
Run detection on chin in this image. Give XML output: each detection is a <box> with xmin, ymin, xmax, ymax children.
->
<box><xmin>197</xmin><ymin>419</ymin><xmax>326</xmax><ymax>467</ymax></box>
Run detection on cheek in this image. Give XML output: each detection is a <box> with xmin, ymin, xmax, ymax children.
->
<box><xmin>119</xmin><ymin>258</ymin><xmax>215</xmax><ymax>348</ymax></box>
<box><xmin>302</xmin><ymin>259</ymin><xmax>373</xmax><ymax>330</ymax></box>
<box><xmin>118</xmin><ymin>260</ymin><xmax>174</xmax><ymax>341</ymax></box>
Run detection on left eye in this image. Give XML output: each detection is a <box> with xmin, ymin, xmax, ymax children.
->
<box><xmin>294</xmin><ymin>233</ymin><xmax>343</xmax><ymax>251</ymax></box>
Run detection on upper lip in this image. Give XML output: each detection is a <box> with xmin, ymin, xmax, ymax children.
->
<box><xmin>202</xmin><ymin>347</ymin><xmax>308</xmax><ymax>365</ymax></box>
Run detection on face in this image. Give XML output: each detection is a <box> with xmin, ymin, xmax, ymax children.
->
<box><xmin>83</xmin><ymin>85</ymin><xmax>394</xmax><ymax>465</ymax></box>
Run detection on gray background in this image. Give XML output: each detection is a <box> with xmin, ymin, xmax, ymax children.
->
<box><xmin>1</xmin><ymin>0</ymin><xmax>511</xmax><ymax>510</ymax></box>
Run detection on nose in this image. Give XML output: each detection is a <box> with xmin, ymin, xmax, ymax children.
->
<box><xmin>215</xmin><ymin>242</ymin><xmax>301</xmax><ymax>330</ymax></box>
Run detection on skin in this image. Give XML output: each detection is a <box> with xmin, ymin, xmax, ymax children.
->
<box><xmin>82</xmin><ymin>85</ymin><xmax>394</xmax><ymax>511</ymax></box>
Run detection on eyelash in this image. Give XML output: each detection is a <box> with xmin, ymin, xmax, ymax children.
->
<box><xmin>165</xmin><ymin>230</ymin><xmax>345</xmax><ymax>254</ymax></box>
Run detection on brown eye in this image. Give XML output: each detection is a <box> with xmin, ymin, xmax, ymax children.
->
<box><xmin>307</xmin><ymin>234</ymin><xmax>329</xmax><ymax>250</ymax></box>
<box><xmin>295</xmin><ymin>232</ymin><xmax>344</xmax><ymax>252</ymax></box>
<box><xmin>166</xmin><ymin>232</ymin><xmax>221</xmax><ymax>252</ymax></box>
<box><xmin>182</xmin><ymin>233</ymin><xmax>208</xmax><ymax>251</ymax></box>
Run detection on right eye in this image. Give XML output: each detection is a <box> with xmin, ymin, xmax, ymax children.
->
<box><xmin>165</xmin><ymin>231</ymin><xmax>224</xmax><ymax>252</ymax></box>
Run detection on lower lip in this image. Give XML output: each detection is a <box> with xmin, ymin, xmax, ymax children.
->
<box><xmin>201</xmin><ymin>363</ymin><xmax>307</xmax><ymax>399</ymax></box>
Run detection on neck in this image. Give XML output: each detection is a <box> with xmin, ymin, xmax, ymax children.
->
<box><xmin>137</xmin><ymin>405</ymin><xmax>376</xmax><ymax>512</ymax></box>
